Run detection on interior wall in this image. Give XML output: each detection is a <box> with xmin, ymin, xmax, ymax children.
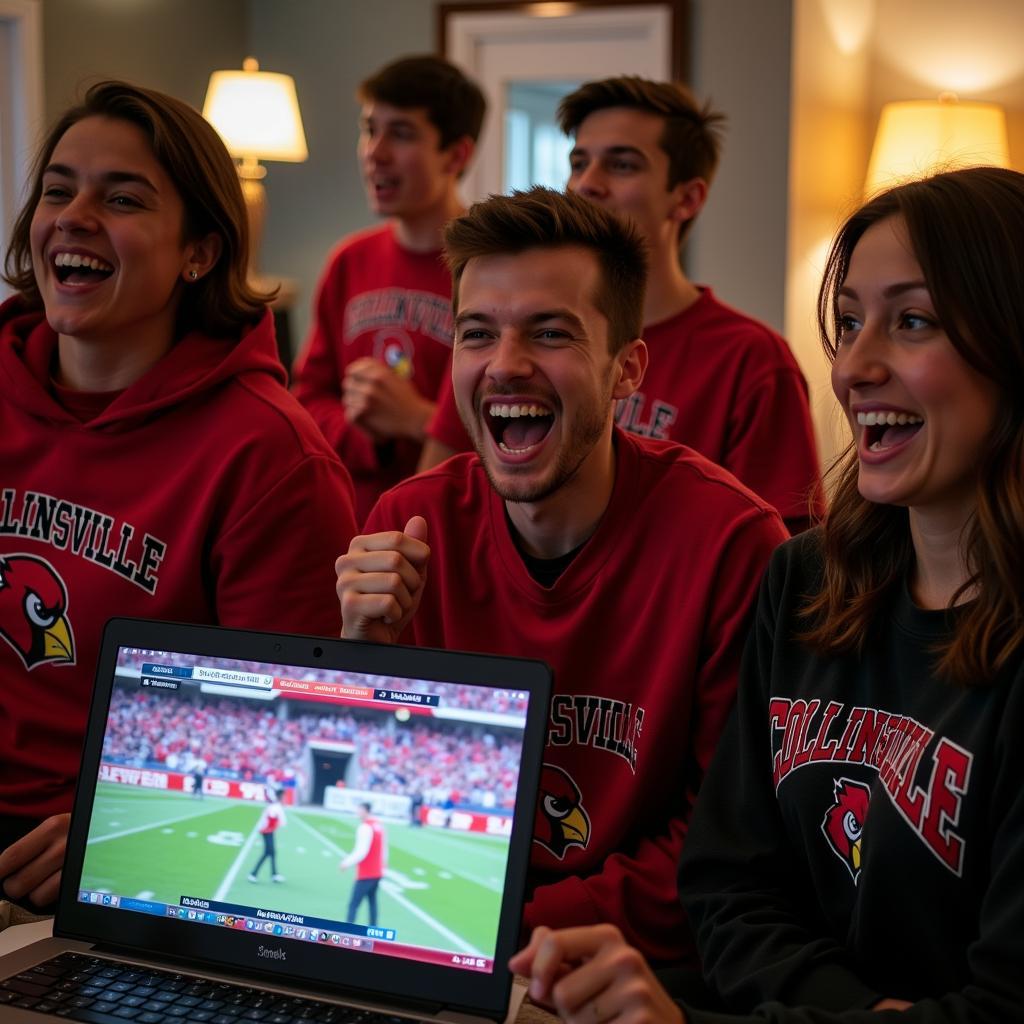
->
<box><xmin>250</xmin><ymin>0</ymin><xmax>795</xmax><ymax>353</ymax></box>
<box><xmin>786</xmin><ymin>0</ymin><xmax>873</xmax><ymax>471</ymax></box>
<box><xmin>41</xmin><ymin>0</ymin><xmax>247</xmax><ymax>122</ymax></box>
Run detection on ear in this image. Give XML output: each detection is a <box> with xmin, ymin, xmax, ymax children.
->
<box><xmin>442</xmin><ymin>135</ymin><xmax>476</xmax><ymax>179</ymax></box>
<box><xmin>611</xmin><ymin>338</ymin><xmax>648</xmax><ymax>400</ymax></box>
<box><xmin>181</xmin><ymin>232</ymin><xmax>223</xmax><ymax>283</ymax></box>
<box><xmin>669</xmin><ymin>176</ymin><xmax>709</xmax><ymax>227</ymax></box>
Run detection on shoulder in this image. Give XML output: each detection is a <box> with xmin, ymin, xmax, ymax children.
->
<box><xmin>686</xmin><ymin>288</ymin><xmax>803</xmax><ymax>374</ymax></box>
<box><xmin>369</xmin><ymin>453</ymin><xmax>489</xmax><ymax>525</ymax></box>
<box><xmin>322</xmin><ymin>224</ymin><xmax>393</xmax><ymax>270</ymax></box>
<box><xmin>623</xmin><ymin>430</ymin><xmax>782</xmax><ymax>525</ymax></box>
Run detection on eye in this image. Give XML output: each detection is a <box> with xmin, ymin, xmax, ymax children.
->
<box><xmin>898</xmin><ymin>311</ymin><xmax>936</xmax><ymax>331</ymax></box>
<box><xmin>25</xmin><ymin>590</ymin><xmax>56</xmax><ymax>628</ymax></box>
<box><xmin>110</xmin><ymin>194</ymin><xmax>143</xmax><ymax>209</ymax></box>
<box><xmin>543</xmin><ymin>795</ymin><xmax>571</xmax><ymax>819</ymax></box>
<box><xmin>41</xmin><ymin>185</ymin><xmax>72</xmax><ymax>202</ymax></box>
<box><xmin>536</xmin><ymin>329</ymin><xmax>570</xmax><ymax>342</ymax></box>
<box><xmin>568</xmin><ymin>158</ymin><xmax>587</xmax><ymax>175</ymax></box>
<box><xmin>836</xmin><ymin>312</ymin><xmax>861</xmax><ymax>339</ymax></box>
<box><xmin>843</xmin><ymin>810</ymin><xmax>862</xmax><ymax>841</ymax></box>
<box><xmin>608</xmin><ymin>159</ymin><xmax>640</xmax><ymax>173</ymax></box>
<box><xmin>458</xmin><ymin>328</ymin><xmax>491</xmax><ymax>343</ymax></box>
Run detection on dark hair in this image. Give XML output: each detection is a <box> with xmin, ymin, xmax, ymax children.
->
<box><xmin>803</xmin><ymin>166</ymin><xmax>1024</xmax><ymax>685</ymax></box>
<box><xmin>444</xmin><ymin>186</ymin><xmax>647</xmax><ymax>354</ymax></box>
<box><xmin>358</xmin><ymin>55</ymin><xmax>486</xmax><ymax>148</ymax></box>
<box><xmin>360</xmin><ymin>801</ymin><xmax>372</xmax><ymax>813</ymax></box>
<box><xmin>558</xmin><ymin>76</ymin><xmax>725</xmax><ymax>189</ymax></box>
<box><xmin>3</xmin><ymin>79</ymin><xmax>268</xmax><ymax>337</ymax></box>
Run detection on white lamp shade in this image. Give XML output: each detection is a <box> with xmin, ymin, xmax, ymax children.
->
<box><xmin>865</xmin><ymin>97</ymin><xmax>1010</xmax><ymax>196</ymax></box>
<box><xmin>203</xmin><ymin>64</ymin><xmax>308</xmax><ymax>162</ymax></box>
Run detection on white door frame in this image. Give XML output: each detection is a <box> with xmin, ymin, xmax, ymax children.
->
<box><xmin>442</xmin><ymin>2</ymin><xmax>684</xmax><ymax>203</ymax></box>
<box><xmin>0</xmin><ymin>0</ymin><xmax>44</xmax><ymax>278</ymax></box>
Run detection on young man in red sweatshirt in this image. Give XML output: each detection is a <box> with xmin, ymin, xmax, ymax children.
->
<box><xmin>336</xmin><ymin>188</ymin><xmax>788</xmax><ymax>965</ymax></box>
<box><xmin>421</xmin><ymin>77</ymin><xmax>822</xmax><ymax>534</ymax></box>
<box><xmin>293</xmin><ymin>56</ymin><xmax>486</xmax><ymax>523</ymax></box>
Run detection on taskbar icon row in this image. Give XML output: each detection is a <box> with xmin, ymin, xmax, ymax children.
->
<box><xmin>77</xmin><ymin>890</ymin><xmax>375</xmax><ymax>952</ymax></box>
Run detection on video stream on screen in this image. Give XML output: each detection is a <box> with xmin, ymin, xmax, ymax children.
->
<box><xmin>77</xmin><ymin>647</ymin><xmax>530</xmax><ymax>973</ymax></box>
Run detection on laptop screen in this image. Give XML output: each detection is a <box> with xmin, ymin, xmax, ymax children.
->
<box><xmin>76</xmin><ymin>645</ymin><xmax>530</xmax><ymax>977</ymax></box>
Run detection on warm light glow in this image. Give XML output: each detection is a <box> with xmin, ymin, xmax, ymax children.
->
<box><xmin>864</xmin><ymin>95</ymin><xmax>1009</xmax><ymax>196</ymax></box>
<box><xmin>203</xmin><ymin>58</ymin><xmax>308</xmax><ymax>163</ymax></box>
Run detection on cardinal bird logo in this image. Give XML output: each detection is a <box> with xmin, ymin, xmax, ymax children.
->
<box><xmin>821</xmin><ymin>777</ymin><xmax>871</xmax><ymax>883</ymax></box>
<box><xmin>534</xmin><ymin>764</ymin><xmax>591</xmax><ymax>860</ymax></box>
<box><xmin>0</xmin><ymin>553</ymin><xmax>76</xmax><ymax>670</ymax></box>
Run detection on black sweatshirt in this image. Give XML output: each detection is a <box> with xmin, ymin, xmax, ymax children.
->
<box><xmin>677</xmin><ymin>531</ymin><xmax>1024</xmax><ymax>1024</ymax></box>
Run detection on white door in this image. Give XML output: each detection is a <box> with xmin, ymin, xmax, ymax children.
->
<box><xmin>446</xmin><ymin>5</ymin><xmax>673</xmax><ymax>202</ymax></box>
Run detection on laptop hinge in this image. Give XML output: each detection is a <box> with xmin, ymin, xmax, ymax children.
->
<box><xmin>90</xmin><ymin>942</ymin><xmax>445</xmax><ymax>1016</ymax></box>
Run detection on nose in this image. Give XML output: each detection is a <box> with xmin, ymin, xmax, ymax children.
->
<box><xmin>362</xmin><ymin>133</ymin><xmax>390</xmax><ymax>164</ymax></box>
<box><xmin>486</xmin><ymin>330</ymin><xmax>534</xmax><ymax>385</ymax></box>
<box><xmin>831</xmin><ymin>320</ymin><xmax>890</xmax><ymax>397</ymax></box>
<box><xmin>54</xmin><ymin>192</ymin><xmax>99</xmax><ymax>234</ymax></box>
<box><xmin>570</xmin><ymin>162</ymin><xmax>606</xmax><ymax>198</ymax></box>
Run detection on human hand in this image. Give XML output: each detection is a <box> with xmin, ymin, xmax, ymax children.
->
<box><xmin>509</xmin><ymin>924</ymin><xmax>686</xmax><ymax>1024</ymax></box>
<box><xmin>873</xmin><ymin>998</ymin><xmax>913</xmax><ymax>1011</ymax></box>
<box><xmin>0</xmin><ymin>813</ymin><xmax>70</xmax><ymax>908</ymax></box>
<box><xmin>342</xmin><ymin>357</ymin><xmax>435</xmax><ymax>442</ymax></box>
<box><xmin>336</xmin><ymin>516</ymin><xmax>430</xmax><ymax>644</ymax></box>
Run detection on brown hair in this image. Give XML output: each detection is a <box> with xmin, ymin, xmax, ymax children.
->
<box><xmin>358</xmin><ymin>55</ymin><xmax>486</xmax><ymax>149</ymax></box>
<box><xmin>2</xmin><ymin>79</ymin><xmax>268</xmax><ymax>337</ymax></box>
<box><xmin>804</xmin><ymin>166</ymin><xmax>1024</xmax><ymax>685</ymax></box>
<box><xmin>443</xmin><ymin>186</ymin><xmax>647</xmax><ymax>354</ymax></box>
<box><xmin>558</xmin><ymin>76</ymin><xmax>725</xmax><ymax>190</ymax></box>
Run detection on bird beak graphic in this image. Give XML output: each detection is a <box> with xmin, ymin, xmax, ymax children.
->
<box><xmin>852</xmin><ymin>838</ymin><xmax>861</xmax><ymax>873</ymax></box>
<box><xmin>43</xmin><ymin>615</ymin><xmax>74</xmax><ymax>663</ymax></box>
<box><xmin>560</xmin><ymin>806</ymin><xmax>590</xmax><ymax>846</ymax></box>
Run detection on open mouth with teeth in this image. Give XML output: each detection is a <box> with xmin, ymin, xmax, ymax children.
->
<box><xmin>857</xmin><ymin>410</ymin><xmax>924</xmax><ymax>452</ymax></box>
<box><xmin>53</xmin><ymin>252</ymin><xmax>114</xmax><ymax>286</ymax></box>
<box><xmin>486</xmin><ymin>402</ymin><xmax>555</xmax><ymax>455</ymax></box>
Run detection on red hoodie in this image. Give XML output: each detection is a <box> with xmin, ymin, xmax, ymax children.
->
<box><xmin>0</xmin><ymin>297</ymin><xmax>357</xmax><ymax>820</ymax></box>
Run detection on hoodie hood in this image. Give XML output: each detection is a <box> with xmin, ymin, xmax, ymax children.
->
<box><xmin>0</xmin><ymin>295</ymin><xmax>286</xmax><ymax>432</ymax></box>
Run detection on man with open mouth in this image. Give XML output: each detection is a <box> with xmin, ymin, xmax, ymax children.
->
<box><xmin>336</xmin><ymin>187</ymin><xmax>788</xmax><ymax>966</ymax></box>
<box><xmin>294</xmin><ymin>56</ymin><xmax>486</xmax><ymax>523</ymax></box>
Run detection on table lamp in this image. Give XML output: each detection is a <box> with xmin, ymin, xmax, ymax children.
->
<box><xmin>864</xmin><ymin>93</ymin><xmax>1010</xmax><ymax>197</ymax></box>
<box><xmin>202</xmin><ymin>57</ymin><xmax>308</xmax><ymax>275</ymax></box>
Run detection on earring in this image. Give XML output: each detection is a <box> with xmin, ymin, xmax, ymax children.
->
<box><xmin>188</xmin><ymin>269</ymin><xmax>198</xmax><ymax>281</ymax></box>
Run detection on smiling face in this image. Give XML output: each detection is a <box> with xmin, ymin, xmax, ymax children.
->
<box><xmin>831</xmin><ymin>215</ymin><xmax>999</xmax><ymax>521</ymax></box>
<box><xmin>29</xmin><ymin>116</ymin><xmax>195</xmax><ymax>357</ymax></box>
<box><xmin>358</xmin><ymin>102</ymin><xmax>459</xmax><ymax>222</ymax></box>
<box><xmin>453</xmin><ymin>246</ymin><xmax>639</xmax><ymax>505</ymax></box>
<box><xmin>567</xmin><ymin>106</ymin><xmax>687</xmax><ymax>251</ymax></box>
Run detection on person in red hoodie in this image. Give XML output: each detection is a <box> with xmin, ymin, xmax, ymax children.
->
<box><xmin>0</xmin><ymin>81</ymin><xmax>357</xmax><ymax>910</ymax></box>
<box><xmin>336</xmin><ymin>188</ymin><xmax>787</xmax><ymax>965</ymax></box>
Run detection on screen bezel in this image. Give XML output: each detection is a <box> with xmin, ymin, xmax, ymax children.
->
<box><xmin>58</xmin><ymin>617</ymin><xmax>551</xmax><ymax>1019</ymax></box>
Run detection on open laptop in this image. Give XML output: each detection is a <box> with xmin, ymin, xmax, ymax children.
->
<box><xmin>0</xmin><ymin>617</ymin><xmax>551</xmax><ymax>1023</ymax></box>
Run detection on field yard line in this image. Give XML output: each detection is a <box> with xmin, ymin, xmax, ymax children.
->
<box><xmin>292</xmin><ymin>813</ymin><xmax>484</xmax><ymax>957</ymax></box>
<box><xmin>85</xmin><ymin>804</ymin><xmax>232</xmax><ymax>844</ymax></box>
<box><xmin>214</xmin><ymin>824</ymin><xmax>262</xmax><ymax>903</ymax></box>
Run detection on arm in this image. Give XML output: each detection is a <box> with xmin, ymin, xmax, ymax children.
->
<box><xmin>211</xmin><ymin>454</ymin><xmax>357</xmax><ymax>637</ymax></box>
<box><xmin>292</xmin><ymin>255</ymin><xmax>380</xmax><ymax>476</ymax></box>
<box><xmin>340</xmin><ymin>822</ymin><xmax>372</xmax><ymax>870</ymax></box>
<box><xmin>336</xmin><ymin>515</ymin><xmax>430</xmax><ymax>644</ymax></box>
<box><xmin>727</xmin><ymin>368</ymin><xmax>822</xmax><ymax>533</ymax></box>
<box><xmin>524</xmin><ymin>511</ymin><xmax>789</xmax><ymax>963</ymax></box>
<box><xmin>679</xmin><ymin>549</ymin><xmax>881</xmax><ymax>1012</ymax></box>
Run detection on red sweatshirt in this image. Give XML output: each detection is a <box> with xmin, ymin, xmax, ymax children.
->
<box><xmin>0</xmin><ymin>297</ymin><xmax>357</xmax><ymax>820</ymax></box>
<box><xmin>293</xmin><ymin>224</ymin><xmax>454</xmax><ymax>522</ymax></box>
<box><xmin>428</xmin><ymin>288</ymin><xmax>822</xmax><ymax>532</ymax></box>
<box><xmin>365</xmin><ymin>430</ymin><xmax>788</xmax><ymax>964</ymax></box>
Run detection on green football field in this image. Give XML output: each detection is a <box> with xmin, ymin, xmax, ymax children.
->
<box><xmin>80</xmin><ymin>782</ymin><xmax>511</xmax><ymax>957</ymax></box>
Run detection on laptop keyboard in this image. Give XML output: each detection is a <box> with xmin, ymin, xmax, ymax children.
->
<box><xmin>0</xmin><ymin>951</ymin><xmax>418</xmax><ymax>1023</ymax></box>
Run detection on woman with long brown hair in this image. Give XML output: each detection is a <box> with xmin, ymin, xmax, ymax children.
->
<box><xmin>510</xmin><ymin>167</ymin><xmax>1024</xmax><ymax>1023</ymax></box>
<box><xmin>0</xmin><ymin>81</ymin><xmax>356</xmax><ymax>910</ymax></box>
